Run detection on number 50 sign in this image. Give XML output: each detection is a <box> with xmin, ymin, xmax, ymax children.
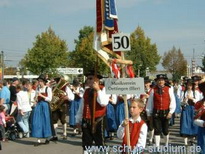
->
<box><xmin>112</xmin><ymin>33</ymin><xmax>131</xmax><ymax>51</ymax></box>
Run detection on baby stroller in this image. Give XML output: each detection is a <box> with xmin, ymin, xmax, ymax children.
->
<box><xmin>5</xmin><ymin>116</ymin><xmax>18</xmax><ymax>140</ymax></box>
<box><xmin>4</xmin><ymin>103</ymin><xmax>24</xmax><ymax>140</ymax></box>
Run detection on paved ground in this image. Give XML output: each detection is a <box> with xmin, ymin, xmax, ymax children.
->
<box><xmin>0</xmin><ymin>118</ymin><xmax>201</xmax><ymax>154</ymax></box>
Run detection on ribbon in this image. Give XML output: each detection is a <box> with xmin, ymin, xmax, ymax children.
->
<box><xmin>126</xmin><ymin>65</ymin><xmax>135</xmax><ymax>78</ymax></box>
<box><xmin>111</xmin><ymin>59</ymin><xmax>120</xmax><ymax>78</ymax></box>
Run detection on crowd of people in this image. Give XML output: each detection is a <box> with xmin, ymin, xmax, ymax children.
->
<box><xmin>0</xmin><ymin>72</ymin><xmax>205</xmax><ymax>153</ymax></box>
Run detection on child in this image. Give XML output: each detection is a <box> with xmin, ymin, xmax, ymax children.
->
<box><xmin>117</xmin><ymin>98</ymin><xmax>147</xmax><ymax>153</ymax></box>
<box><xmin>0</xmin><ymin>105</ymin><xmax>6</xmax><ymax>141</ymax></box>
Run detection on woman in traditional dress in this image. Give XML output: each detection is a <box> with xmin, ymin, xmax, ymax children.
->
<box><xmin>180</xmin><ymin>79</ymin><xmax>201</xmax><ymax>145</ymax></box>
<box><xmin>31</xmin><ymin>74</ymin><xmax>54</xmax><ymax>146</ymax></box>
<box><xmin>69</xmin><ymin>78</ymin><xmax>84</xmax><ymax>135</ymax></box>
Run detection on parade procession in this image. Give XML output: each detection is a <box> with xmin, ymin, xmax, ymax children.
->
<box><xmin>0</xmin><ymin>0</ymin><xmax>205</xmax><ymax>154</ymax></box>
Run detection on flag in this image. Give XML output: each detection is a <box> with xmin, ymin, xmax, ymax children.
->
<box><xmin>94</xmin><ymin>0</ymin><xmax>134</xmax><ymax>78</ymax></box>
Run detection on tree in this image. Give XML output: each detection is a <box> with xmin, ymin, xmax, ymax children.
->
<box><xmin>69</xmin><ymin>26</ymin><xmax>109</xmax><ymax>75</ymax></box>
<box><xmin>4</xmin><ymin>67</ymin><xmax>17</xmax><ymax>75</ymax></box>
<box><xmin>125</xmin><ymin>26</ymin><xmax>161</xmax><ymax>77</ymax></box>
<box><xmin>162</xmin><ymin>46</ymin><xmax>187</xmax><ymax>80</ymax></box>
<box><xmin>20</xmin><ymin>27</ymin><xmax>69</xmax><ymax>75</ymax></box>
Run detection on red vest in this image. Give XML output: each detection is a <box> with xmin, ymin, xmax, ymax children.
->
<box><xmin>153</xmin><ymin>86</ymin><xmax>170</xmax><ymax>110</ymax></box>
<box><xmin>194</xmin><ymin>100</ymin><xmax>205</xmax><ymax>120</ymax></box>
<box><xmin>38</xmin><ymin>92</ymin><xmax>48</xmax><ymax>102</ymax></box>
<box><xmin>37</xmin><ymin>87</ymin><xmax>48</xmax><ymax>102</ymax></box>
<box><xmin>83</xmin><ymin>88</ymin><xmax>106</xmax><ymax>119</ymax></box>
<box><xmin>122</xmin><ymin>120</ymin><xmax>145</xmax><ymax>149</ymax></box>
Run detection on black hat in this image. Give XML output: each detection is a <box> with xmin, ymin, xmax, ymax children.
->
<box><xmin>155</xmin><ymin>74</ymin><xmax>166</xmax><ymax>80</ymax></box>
<box><xmin>186</xmin><ymin>79</ymin><xmax>193</xmax><ymax>85</ymax></box>
<box><xmin>164</xmin><ymin>74</ymin><xmax>168</xmax><ymax>80</ymax></box>
<box><xmin>191</xmin><ymin>75</ymin><xmax>201</xmax><ymax>81</ymax></box>
<box><xmin>12</xmin><ymin>77</ymin><xmax>19</xmax><ymax>82</ymax></box>
<box><xmin>73</xmin><ymin>78</ymin><xmax>80</xmax><ymax>86</ymax></box>
<box><xmin>144</xmin><ymin>76</ymin><xmax>151</xmax><ymax>83</ymax></box>
<box><xmin>37</xmin><ymin>74</ymin><xmax>47</xmax><ymax>83</ymax></box>
<box><xmin>85</xmin><ymin>70</ymin><xmax>103</xmax><ymax>79</ymax></box>
<box><xmin>53</xmin><ymin>77</ymin><xmax>61</xmax><ymax>83</ymax></box>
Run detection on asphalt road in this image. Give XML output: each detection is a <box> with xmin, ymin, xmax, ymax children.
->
<box><xmin>1</xmin><ymin>118</ymin><xmax>201</xmax><ymax>154</ymax></box>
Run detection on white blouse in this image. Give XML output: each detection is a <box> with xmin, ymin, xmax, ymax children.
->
<box><xmin>36</xmin><ymin>86</ymin><xmax>52</xmax><ymax>102</ymax></box>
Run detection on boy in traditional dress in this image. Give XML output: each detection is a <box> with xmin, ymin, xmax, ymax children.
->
<box><xmin>117</xmin><ymin>98</ymin><xmax>147</xmax><ymax>153</ymax></box>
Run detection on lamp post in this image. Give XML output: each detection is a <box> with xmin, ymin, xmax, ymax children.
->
<box><xmin>187</xmin><ymin>65</ymin><xmax>190</xmax><ymax>77</ymax></box>
<box><xmin>145</xmin><ymin>67</ymin><xmax>149</xmax><ymax>76</ymax></box>
<box><xmin>1</xmin><ymin>51</ymin><xmax>4</xmax><ymax>80</ymax></box>
<box><xmin>137</xmin><ymin>64</ymin><xmax>142</xmax><ymax>77</ymax></box>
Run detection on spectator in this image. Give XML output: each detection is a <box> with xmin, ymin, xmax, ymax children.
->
<box><xmin>16</xmin><ymin>84</ymin><xmax>32</xmax><ymax>138</ymax></box>
<box><xmin>0</xmin><ymin>80</ymin><xmax>11</xmax><ymax>114</ymax></box>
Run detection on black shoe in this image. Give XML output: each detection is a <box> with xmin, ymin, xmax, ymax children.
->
<box><xmin>45</xmin><ymin>139</ymin><xmax>50</xmax><ymax>144</ymax></box>
<box><xmin>110</xmin><ymin>136</ymin><xmax>114</xmax><ymax>140</ymax></box>
<box><xmin>50</xmin><ymin>136</ymin><xmax>58</xmax><ymax>142</ymax></box>
<box><xmin>62</xmin><ymin>135</ymin><xmax>67</xmax><ymax>140</ymax></box>
<box><xmin>34</xmin><ymin>142</ymin><xmax>42</xmax><ymax>147</ymax></box>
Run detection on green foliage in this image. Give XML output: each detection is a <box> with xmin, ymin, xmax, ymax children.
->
<box><xmin>125</xmin><ymin>26</ymin><xmax>161</xmax><ymax>77</ymax></box>
<box><xmin>20</xmin><ymin>27</ymin><xmax>69</xmax><ymax>75</ymax></box>
<box><xmin>69</xmin><ymin>26</ymin><xmax>109</xmax><ymax>75</ymax></box>
<box><xmin>162</xmin><ymin>46</ymin><xmax>187</xmax><ymax>80</ymax></box>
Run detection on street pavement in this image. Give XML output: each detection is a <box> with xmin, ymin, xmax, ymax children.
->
<box><xmin>0</xmin><ymin>118</ymin><xmax>201</xmax><ymax>154</ymax></box>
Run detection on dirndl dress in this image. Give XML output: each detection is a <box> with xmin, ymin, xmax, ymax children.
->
<box><xmin>180</xmin><ymin>105</ymin><xmax>198</xmax><ymax>136</ymax></box>
<box><xmin>106</xmin><ymin>103</ymin><xmax>117</xmax><ymax>132</ymax></box>
<box><xmin>115</xmin><ymin>101</ymin><xmax>125</xmax><ymax>128</ymax></box>
<box><xmin>69</xmin><ymin>98</ymin><xmax>82</xmax><ymax>127</ymax></box>
<box><xmin>31</xmin><ymin>100</ymin><xmax>52</xmax><ymax>138</ymax></box>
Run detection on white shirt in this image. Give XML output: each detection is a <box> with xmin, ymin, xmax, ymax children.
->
<box><xmin>180</xmin><ymin>90</ymin><xmax>202</xmax><ymax>105</ymax></box>
<box><xmin>17</xmin><ymin>91</ymin><xmax>32</xmax><ymax>112</ymax></box>
<box><xmin>146</xmin><ymin>86</ymin><xmax>176</xmax><ymax>116</ymax></box>
<box><xmin>117</xmin><ymin>116</ymin><xmax>147</xmax><ymax>149</ymax></box>
<box><xmin>75</xmin><ymin>87</ymin><xmax>109</xmax><ymax>124</ymax></box>
<box><xmin>65</xmin><ymin>86</ymin><xmax>75</xmax><ymax>101</ymax></box>
<box><xmin>36</xmin><ymin>86</ymin><xmax>52</xmax><ymax>102</ymax></box>
<box><xmin>194</xmin><ymin>119</ymin><xmax>205</xmax><ymax>127</ymax></box>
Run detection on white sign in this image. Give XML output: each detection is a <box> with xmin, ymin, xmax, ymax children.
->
<box><xmin>57</xmin><ymin>68</ymin><xmax>83</xmax><ymax>74</ymax></box>
<box><xmin>112</xmin><ymin>33</ymin><xmax>131</xmax><ymax>51</ymax></box>
<box><xmin>105</xmin><ymin>78</ymin><xmax>144</xmax><ymax>95</ymax></box>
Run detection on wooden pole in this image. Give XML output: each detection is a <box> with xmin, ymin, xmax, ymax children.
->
<box><xmin>91</xmin><ymin>53</ymin><xmax>98</xmax><ymax>134</ymax></box>
<box><xmin>121</xmin><ymin>52</ymin><xmax>131</xmax><ymax>152</ymax></box>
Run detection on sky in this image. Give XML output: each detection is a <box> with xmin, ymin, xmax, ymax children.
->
<box><xmin>0</xmin><ymin>0</ymin><xmax>205</xmax><ymax>70</ymax></box>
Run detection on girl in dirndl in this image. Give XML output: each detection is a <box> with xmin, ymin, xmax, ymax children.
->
<box><xmin>31</xmin><ymin>75</ymin><xmax>54</xmax><ymax>146</ymax></box>
<box><xmin>180</xmin><ymin>79</ymin><xmax>202</xmax><ymax>145</ymax></box>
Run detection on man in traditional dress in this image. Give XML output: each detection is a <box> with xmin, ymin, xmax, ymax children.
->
<box><xmin>146</xmin><ymin>74</ymin><xmax>176</xmax><ymax>148</ymax></box>
<box><xmin>50</xmin><ymin>76</ymin><xmax>74</xmax><ymax>140</ymax></box>
<box><xmin>75</xmin><ymin>70</ymin><xmax>109</xmax><ymax>154</ymax></box>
